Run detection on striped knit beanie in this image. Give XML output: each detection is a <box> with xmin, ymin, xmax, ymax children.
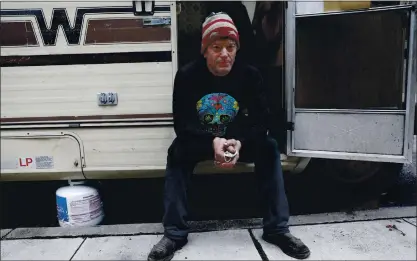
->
<box><xmin>201</xmin><ymin>12</ymin><xmax>240</xmax><ymax>54</ymax></box>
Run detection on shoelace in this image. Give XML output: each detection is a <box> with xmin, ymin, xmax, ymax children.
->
<box><xmin>153</xmin><ymin>238</ymin><xmax>174</xmax><ymax>253</ymax></box>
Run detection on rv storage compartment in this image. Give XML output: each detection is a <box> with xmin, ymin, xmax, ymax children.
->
<box><xmin>0</xmin><ymin>131</ymin><xmax>85</xmax><ymax>181</ymax></box>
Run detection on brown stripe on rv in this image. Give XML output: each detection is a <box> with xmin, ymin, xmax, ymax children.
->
<box><xmin>0</xmin><ymin>113</ymin><xmax>173</xmax><ymax>123</ymax></box>
<box><xmin>0</xmin><ymin>51</ymin><xmax>171</xmax><ymax>67</ymax></box>
<box><xmin>0</xmin><ymin>21</ymin><xmax>38</xmax><ymax>47</ymax></box>
<box><xmin>85</xmin><ymin>18</ymin><xmax>170</xmax><ymax>44</ymax></box>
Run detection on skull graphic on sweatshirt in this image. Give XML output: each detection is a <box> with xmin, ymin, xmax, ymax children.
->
<box><xmin>196</xmin><ymin>93</ymin><xmax>239</xmax><ymax>136</ymax></box>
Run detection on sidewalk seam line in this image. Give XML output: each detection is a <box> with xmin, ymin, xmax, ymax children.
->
<box><xmin>402</xmin><ymin>218</ymin><xmax>417</xmax><ymax>227</ymax></box>
<box><xmin>1</xmin><ymin>228</ymin><xmax>15</xmax><ymax>239</ymax></box>
<box><xmin>69</xmin><ymin>237</ymin><xmax>86</xmax><ymax>261</ymax></box>
<box><xmin>4</xmin><ymin>216</ymin><xmax>415</xmax><ymax>241</ymax></box>
<box><xmin>248</xmin><ymin>229</ymin><xmax>269</xmax><ymax>261</ymax></box>
<box><xmin>1</xmin><ymin>232</ymin><xmax>164</xmax><ymax>241</ymax></box>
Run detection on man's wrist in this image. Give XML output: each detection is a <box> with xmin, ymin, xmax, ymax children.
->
<box><xmin>212</xmin><ymin>137</ymin><xmax>225</xmax><ymax>149</ymax></box>
<box><xmin>213</xmin><ymin>137</ymin><xmax>226</xmax><ymax>142</ymax></box>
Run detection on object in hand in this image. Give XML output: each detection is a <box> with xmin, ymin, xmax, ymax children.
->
<box><xmin>224</xmin><ymin>150</ymin><xmax>238</xmax><ymax>162</ymax></box>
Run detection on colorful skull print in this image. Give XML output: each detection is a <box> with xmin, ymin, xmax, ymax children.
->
<box><xmin>196</xmin><ymin>93</ymin><xmax>239</xmax><ymax>136</ymax></box>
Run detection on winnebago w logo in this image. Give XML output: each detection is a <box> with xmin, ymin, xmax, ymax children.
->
<box><xmin>0</xmin><ymin>4</ymin><xmax>170</xmax><ymax>46</ymax></box>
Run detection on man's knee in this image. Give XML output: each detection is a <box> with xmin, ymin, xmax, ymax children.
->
<box><xmin>256</xmin><ymin>136</ymin><xmax>280</xmax><ymax>156</ymax></box>
<box><xmin>240</xmin><ymin>136</ymin><xmax>279</xmax><ymax>162</ymax></box>
<box><xmin>167</xmin><ymin>138</ymin><xmax>208</xmax><ymax>166</ymax></box>
<box><xmin>167</xmin><ymin>138</ymin><xmax>187</xmax><ymax>165</ymax></box>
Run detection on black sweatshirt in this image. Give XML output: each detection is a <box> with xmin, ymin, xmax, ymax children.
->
<box><xmin>172</xmin><ymin>57</ymin><xmax>271</xmax><ymax>151</ymax></box>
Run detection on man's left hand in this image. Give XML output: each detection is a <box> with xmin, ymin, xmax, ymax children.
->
<box><xmin>215</xmin><ymin>139</ymin><xmax>241</xmax><ymax>168</ymax></box>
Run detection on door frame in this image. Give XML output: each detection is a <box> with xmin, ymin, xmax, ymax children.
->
<box><xmin>284</xmin><ymin>1</ymin><xmax>416</xmax><ymax>163</ymax></box>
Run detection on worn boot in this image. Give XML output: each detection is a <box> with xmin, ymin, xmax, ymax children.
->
<box><xmin>262</xmin><ymin>233</ymin><xmax>311</xmax><ymax>259</ymax></box>
<box><xmin>147</xmin><ymin>236</ymin><xmax>188</xmax><ymax>261</ymax></box>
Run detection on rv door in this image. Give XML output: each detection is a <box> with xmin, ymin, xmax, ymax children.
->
<box><xmin>285</xmin><ymin>2</ymin><xmax>416</xmax><ymax>163</ymax></box>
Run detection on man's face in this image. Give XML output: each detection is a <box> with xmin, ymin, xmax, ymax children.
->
<box><xmin>204</xmin><ymin>38</ymin><xmax>237</xmax><ymax>76</ymax></box>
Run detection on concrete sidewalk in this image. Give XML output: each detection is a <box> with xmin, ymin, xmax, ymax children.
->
<box><xmin>1</xmin><ymin>209</ymin><xmax>416</xmax><ymax>260</ymax></box>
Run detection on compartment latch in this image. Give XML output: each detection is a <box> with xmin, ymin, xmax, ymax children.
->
<box><xmin>133</xmin><ymin>1</ymin><xmax>155</xmax><ymax>16</ymax></box>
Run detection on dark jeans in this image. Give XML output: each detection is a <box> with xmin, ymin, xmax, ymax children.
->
<box><xmin>162</xmin><ymin>135</ymin><xmax>290</xmax><ymax>241</ymax></box>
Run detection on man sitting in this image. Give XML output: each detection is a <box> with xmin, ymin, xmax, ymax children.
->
<box><xmin>148</xmin><ymin>12</ymin><xmax>311</xmax><ymax>261</ymax></box>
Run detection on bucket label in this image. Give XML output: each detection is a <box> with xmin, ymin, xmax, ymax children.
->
<box><xmin>56</xmin><ymin>195</ymin><xmax>69</xmax><ymax>222</ymax></box>
<box><xmin>68</xmin><ymin>194</ymin><xmax>104</xmax><ymax>224</ymax></box>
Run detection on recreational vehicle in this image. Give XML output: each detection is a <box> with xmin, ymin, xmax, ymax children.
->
<box><xmin>1</xmin><ymin>1</ymin><xmax>416</xmax><ymax>192</ymax></box>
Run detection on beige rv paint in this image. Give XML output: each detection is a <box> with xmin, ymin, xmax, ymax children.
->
<box><xmin>0</xmin><ymin>1</ymin><xmax>303</xmax><ymax>182</ymax></box>
<box><xmin>0</xmin><ymin>130</ymin><xmax>85</xmax><ymax>181</ymax></box>
<box><xmin>1</xmin><ymin>62</ymin><xmax>173</xmax><ymax>120</ymax></box>
<box><xmin>0</xmin><ymin>127</ymin><xmax>299</xmax><ymax>181</ymax></box>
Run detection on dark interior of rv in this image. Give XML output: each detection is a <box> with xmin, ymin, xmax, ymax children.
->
<box><xmin>295</xmin><ymin>8</ymin><xmax>408</xmax><ymax>111</ymax></box>
<box><xmin>177</xmin><ymin>1</ymin><xmax>287</xmax><ymax>150</ymax></box>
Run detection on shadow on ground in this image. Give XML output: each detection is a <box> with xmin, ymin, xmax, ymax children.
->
<box><xmin>1</xmin><ymin>159</ymin><xmax>415</xmax><ymax>229</ymax></box>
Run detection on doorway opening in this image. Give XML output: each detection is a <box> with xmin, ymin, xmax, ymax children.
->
<box><xmin>176</xmin><ymin>1</ymin><xmax>288</xmax><ymax>151</ymax></box>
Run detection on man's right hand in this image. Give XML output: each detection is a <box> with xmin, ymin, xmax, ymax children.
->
<box><xmin>212</xmin><ymin>137</ymin><xmax>228</xmax><ymax>164</ymax></box>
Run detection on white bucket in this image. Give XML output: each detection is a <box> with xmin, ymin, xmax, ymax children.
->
<box><xmin>56</xmin><ymin>181</ymin><xmax>104</xmax><ymax>227</ymax></box>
